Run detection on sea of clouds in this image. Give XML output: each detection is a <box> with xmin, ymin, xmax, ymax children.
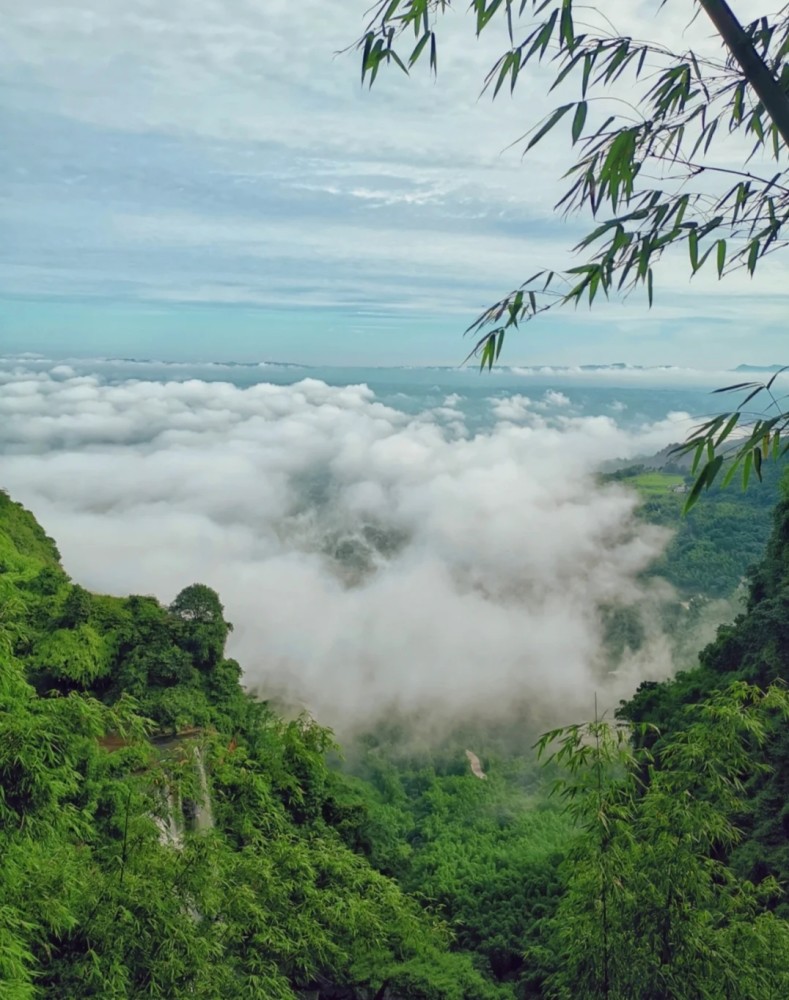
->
<box><xmin>0</xmin><ymin>361</ymin><xmax>702</xmax><ymax>730</ymax></box>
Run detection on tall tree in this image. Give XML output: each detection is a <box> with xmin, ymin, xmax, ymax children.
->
<box><xmin>169</xmin><ymin>583</ymin><xmax>232</xmax><ymax>670</ymax></box>
<box><xmin>353</xmin><ymin>2</ymin><xmax>789</xmax><ymax>503</ymax></box>
<box><xmin>537</xmin><ymin>682</ymin><xmax>789</xmax><ymax>999</ymax></box>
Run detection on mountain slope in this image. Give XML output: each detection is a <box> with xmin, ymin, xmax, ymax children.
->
<box><xmin>0</xmin><ymin>490</ymin><xmax>507</xmax><ymax>1000</ymax></box>
<box><xmin>622</xmin><ymin>474</ymin><xmax>789</xmax><ymax>900</ymax></box>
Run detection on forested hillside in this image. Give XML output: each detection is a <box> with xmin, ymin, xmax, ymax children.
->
<box><xmin>5</xmin><ymin>478</ymin><xmax>789</xmax><ymax>998</ymax></box>
<box><xmin>605</xmin><ymin>457</ymin><xmax>787</xmax><ymax>599</ymax></box>
<box><xmin>0</xmin><ymin>490</ymin><xmax>503</xmax><ymax>999</ymax></box>
<box><xmin>623</xmin><ymin>474</ymin><xmax>789</xmax><ymax>906</ymax></box>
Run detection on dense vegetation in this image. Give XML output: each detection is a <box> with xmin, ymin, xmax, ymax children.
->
<box><xmin>6</xmin><ymin>471</ymin><xmax>789</xmax><ymax>998</ymax></box>
<box><xmin>605</xmin><ymin>458</ymin><xmax>787</xmax><ymax>599</ymax></box>
<box><xmin>0</xmin><ymin>491</ymin><xmax>502</xmax><ymax>999</ymax></box>
<box><xmin>334</xmin><ymin>726</ymin><xmax>572</xmax><ymax>998</ymax></box>
<box><xmin>623</xmin><ymin>475</ymin><xmax>789</xmax><ymax>908</ymax></box>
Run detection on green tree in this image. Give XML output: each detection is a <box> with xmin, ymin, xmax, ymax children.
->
<box><xmin>538</xmin><ymin>682</ymin><xmax>789</xmax><ymax>999</ymax></box>
<box><xmin>169</xmin><ymin>583</ymin><xmax>232</xmax><ymax>670</ymax></box>
<box><xmin>169</xmin><ymin>583</ymin><xmax>227</xmax><ymax>625</ymax></box>
<box><xmin>2</xmin><ymin>494</ymin><xmax>512</xmax><ymax>999</ymax></box>
<box><xmin>353</xmin><ymin>2</ymin><xmax>789</xmax><ymax>500</ymax></box>
<box><xmin>59</xmin><ymin>584</ymin><xmax>92</xmax><ymax>629</ymax></box>
<box><xmin>623</xmin><ymin>474</ymin><xmax>789</xmax><ymax>896</ymax></box>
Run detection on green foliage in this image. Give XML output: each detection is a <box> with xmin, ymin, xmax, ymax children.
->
<box><xmin>59</xmin><ymin>584</ymin><xmax>92</xmax><ymax>628</ymax></box>
<box><xmin>32</xmin><ymin>625</ymin><xmax>111</xmax><ymax>689</ymax></box>
<box><xmin>354</xmin><ymin>3</ymin><xmax>789</xmax><ymax>349</ymax></box>
<box><xmin>169</xmin><ymin>582</ymin><xmax>232</xmax><ymax>670</ymax></box>
<box><xmin>0</xmin><ymin>495</ymin><xmax>508</xmax><ymax>999</ymax></box>
<box><xmin>169</xmin><ymin>582</ymin><xmax>227</xmax><ymax>624</ymax></box>
<box><xmin>627</xmin><ymin>470</ymin><xmax>685</xmax><ymax>496</ymax></box>
<box><xmin>8</xmin><ymin>479</ymin><xmax>789</xmax><ymax>998</ymax></box>
<box><xmin>0</xmin><ymin>490</ymin><xmax>61</xmax><ymax>573</ymax></box>
<box><xmin>379</xmin><ymin>950</ymin><xmax>510</xmax><ymax>1000</ymax></box>
<box><xmin>609</xmin><ymin>458</ymin><xmax>786</xmax><ymax>598</ymax></box>
<box><xmin>622</xmin><ymin>482</ymin><xmax>789</xmax><ymax>905</ymax></box>
<box><xmin>350</xmin><ymin>5</ymin><xmax>789</xmax><ymax>497</ymax></box>
<box><xmin>337</xmin><ymin>728</ymin><xmax>573</xmax><ymax>995</ymax></box>
<box><xmin>675</xmin><ymin>372</ymin><xmax>789</xmax><ymax>508</ymax></box>
<box><xmin>540</xmin><ymin>683</ymin><xmax>789</xmax><ymax>999</ymax></box>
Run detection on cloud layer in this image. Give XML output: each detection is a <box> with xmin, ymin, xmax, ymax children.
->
<box><xmin>0</xmin><ymin>362</ymin><xmax>691</xmax><ymax>730</ymax></box>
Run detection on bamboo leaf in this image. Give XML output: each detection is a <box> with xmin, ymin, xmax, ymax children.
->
<box><xmin>571</xmin><ymin>101</ymin><xmax>588</xmax><ymax>144</ymax></box>
<box><xmin>408</xmin><ymin>31</ymin><xmax>431</xmax><ymax>67</ymax></box>
<box><xmin>766</xmin><ymin>365</ymin><xmax>789</xmax><ymax>390</ymax></box>
<box><xmin>525</xmin><ymin>103</ymin><xmax>574</xmax><ymax>151</ymax></box>
<box><xmin>684</xmin><ymin>456</ymin><xmax>722</xmax><ymax>513</ymax></box>
<box><xmin>747</xmin><ymin>239</ymin><xmax>760</xmax><ymax>275</ymax></box>
<box><xmin>722</xmin><ymin>456</ymin><xmax>743</xmax><ymax>488</ymax></box>
<box><xmin>711</xmin><ymin>382</ymin><xmax>759</xmax><ymax>394</ymax></box>
<box><xmin>715</xmin><ymin>413</ymin><xmax>740</xmax><ymax>447</ymax></box>
<box><xmin>743</xmin><ymin>449</ymin><xmax>753</xmax><ymax>489</ymax></box>
<box><xmin>716</xmin><ymin>239</ymin><xmax>726</xmax><ymax>278</ymax></box>
<box><xmin>688</xmin><ymin>228</ymin><xmax>699</xmax><ymax>271</ymax></box>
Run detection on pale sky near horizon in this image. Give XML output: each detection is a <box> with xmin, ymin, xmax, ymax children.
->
<box><xmin>2</xmin><ymin>0</ymin><xmax>786</xmax><ymax>368</ymax></box>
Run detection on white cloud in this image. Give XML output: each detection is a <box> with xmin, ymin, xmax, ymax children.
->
<box><xmin>0</xmin><ymin>361</ymin><xmax>692</xmax><ymax>731</ymax></box>
<box><xmin>541</xmin><ymin>389</ymin><xmax>571</xmax><ymax>408</ymax></box>
<box><xmin>3</xmin><ymin>0</ymin><xmax>788</xmax><ymax>368</ymax></box>
<box><xmin>489</xmin><ymin>393</ymin><xmax>536</xmax><ymax>423</ymax></box>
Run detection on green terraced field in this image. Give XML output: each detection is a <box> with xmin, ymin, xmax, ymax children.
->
<box><xmin>629</xmin><ymin>471</ymin><xmax>686</xmax><ymax>496</ymax></box>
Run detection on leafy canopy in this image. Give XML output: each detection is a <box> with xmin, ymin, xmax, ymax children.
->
<box><xmin>536</xmin><ymin>681</ymin><xmax>789</xmax><ymax>999</ymax></box>
<box><xmin>0</xmin><ymin>494</ymin><xmax>506</xmax><ymax>1000</ymax></box>
<box><xmin>352</xmin><ymin>1</ymin><xmax>789</xmax><ymax>506</ymax></box>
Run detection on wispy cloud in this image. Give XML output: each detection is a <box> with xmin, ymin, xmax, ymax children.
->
<box><xmin>2</xmin><ymin>0</ymin><xmax>787</xmax><ymax>365</ymax></box>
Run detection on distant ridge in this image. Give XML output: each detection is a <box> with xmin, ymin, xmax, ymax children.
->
<box><xmin>733</xmin><ymin>364</ymin><xmax>787</xmax><ymax>372</ymax></box>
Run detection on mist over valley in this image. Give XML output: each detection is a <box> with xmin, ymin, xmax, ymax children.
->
<box><xmin>0</xmin><ymin>355</ymin><xmax>745</xmax><ymax>733</ymax></box>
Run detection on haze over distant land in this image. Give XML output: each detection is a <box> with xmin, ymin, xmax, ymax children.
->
<box><xmin>733</xmin><ymin>364</ymin><xmax>788</xmax><ymax>372</ymax></box>
<box><xmin>3</xmin><ymin>2</ymin><xmax>789</xmax><ymax>367</ymax></box>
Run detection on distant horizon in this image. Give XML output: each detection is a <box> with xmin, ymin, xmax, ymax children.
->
<box><xmin>3</xmin><ymin>295</ymin><xmax>788</xmax><ymax>372</ymax></box>
<box><xmin>1</xmin><ymin>350</ymin><xmax>785</xmax><ymax>375</ymax></box>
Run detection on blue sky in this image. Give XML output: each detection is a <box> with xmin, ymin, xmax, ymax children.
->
<box><xmin>2</xmin><ymin>0</ymin><xmax>786</xmax><ymax>367</ymax></box>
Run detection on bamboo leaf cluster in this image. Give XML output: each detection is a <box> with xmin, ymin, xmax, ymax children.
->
<box><xmin>351</xmin><ymin>2</ymin><xmax>789</xmax><ymax>492</ymax></box>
